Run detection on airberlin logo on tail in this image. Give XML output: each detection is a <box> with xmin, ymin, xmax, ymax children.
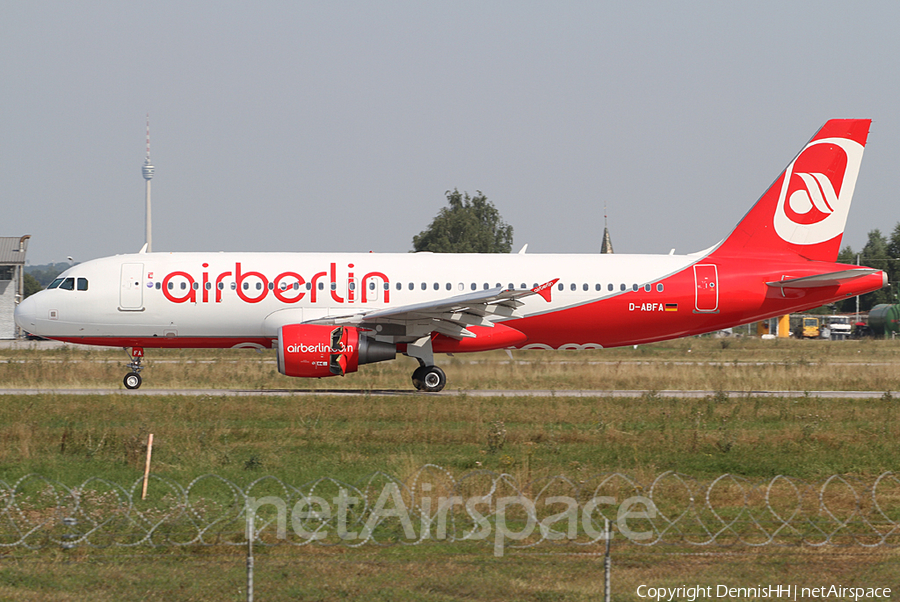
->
<box><xmin>773</xmin><ymin>137</ymin><xmax>864</xmax><ymax>246</ymax></box>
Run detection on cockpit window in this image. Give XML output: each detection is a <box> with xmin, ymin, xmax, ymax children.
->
<box><xmin>59</xmin><ymin>278</ymin><xmax>75</xmax><ymax>290</ymax></box>
<box><xmin>48</xmin><ymin>278</ymin><xmax>64</xmax><ymax>289</ymax></box>
<box><xmin>77</xmin><ymin>278</ymin><xmax>88</xmax><ymax>291</ymax></box>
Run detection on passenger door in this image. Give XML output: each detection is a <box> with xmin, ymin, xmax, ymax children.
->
<box><xmin>120</xmin><ymin>263</ymin><xmax>144</xmax><ymax>310</ymax></box>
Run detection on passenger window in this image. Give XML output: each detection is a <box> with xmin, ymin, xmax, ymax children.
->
<box><xmin>269</xmin><ymin>283</ymin><xmax>275</xmax><ymax>290</ymax></box>
<box><xmin>608</xmin><ymin>284</ymin><xmax>613</xmax><ymax>291</ymax></box>
<box><xmin>60</xmin><ymin>278</ymin><xmax>75</xmax><ymax>290</ymax></box>
<box><xmin>446</xmin><ymin>283</ymin><xmax>452</xmax><ymax>291</ymax></box>
<box><xmin>583</xmin><ymin>283</ymin><xmax>588</xmax><ymax>291</ymax></box>
<box><xmin>657</xmin><ymin>283</ymin><xmax>664</xmax><ymax>292</ymax></box>
<box><xmin>595</xmin><ymin>284</ymin><xmax>601</xmax><ymax>291</ymax></box>
<box><xmin>231</xmin><ymin>282</ymin><xmax>237</xmax><ymax>290</ymax></box>
<box><xmin>433</xmin><ymin>283</ymin><xmax>439</xmax><ymax>290</ymax></box>
<box><xmin>483</xmin><ymin>283</ymin><xmax>489</xmax><ymax>290</ymax></box>
<box><xmin>620</xmin><ymin>284</ymin><xmax>626</xmax><ymax>291</ymax></box>
<box><xmin>181</xmin><ymin>282</ymin><xmax>188</xmax><ymax>290</ymax></box>
<box><xmin>409</xmin><ymin>282</ymin><xmax>414</xmax><ymax>290</ymax></box>
<box><xmin>520</xmin><ymin>283</ymin><xmax>526</xmax><ymax>289</ymax></box>
<box><xmin>156</xmin><ymin>282</ymin><xmax>161</xmax><ymax>290</ymax></box>
<box><xmin>318</xmin><ymin>282</ymin><xmax>324</xmax><ymax>290</ymax></box>
<box><xmin>218</xmin><ymin>282</ymin><xmax>224</xmax><ymax>290</ymax></box>
<box><xmin>421</xmin><ymin>283</ymin><xmax>427</xmax><ymax>290</ymax></box>
<box><xmin>644</xmin><ymin>284</ymin><xmax>651</xmax><ymax>292</ymax></box>
<box><xmin>632</xmin><ymin>284</ymin><xmax>639</xmax><ymax>292</ymax></box>
<box><xmin>395</xmin><ymin>282</ymin><xmax>401</xmax><ymax>291</ymax></box>
<box><xmin>369</xmin><ymin>282</ymin><xmax>375</xmax><ymax>290</ymax></box>
<box><xmin>192</xmin><ymin>282</ymin><xmax>199</xmax><ymax>290</ymax></box>
<box><xmin>471</xmin><ymin>283</ymin><xmax>477</xmax><ymax>291</ymax></box>
<box><xmin>48</xmin><ymin>278</ymin><xmax>64</xmax><ymax>289</ymax></box>
<box><xmin>570</xmin><ymin>283</ymin><xmax>576</xmax><ymax>291</ymax></box>
<box><xmin>384</xmin><ymin>282</ymin><xmax>390</xmax><ymax>290</ymax></box>
<box><xmin>558</xmin><ymin>283</ymin><xmax>564</xmax><ymax>291</ymax></box>
<box><xmin>77</xmin><ymin>278</ymin><xmax>88</xmax><ymax>291</ymax></box>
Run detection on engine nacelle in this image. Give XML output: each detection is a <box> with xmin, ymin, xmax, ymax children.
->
<box><xmin>276</xmin><ymin>324</ymin><xmax>395</xmax><ymax>378</ymax></box>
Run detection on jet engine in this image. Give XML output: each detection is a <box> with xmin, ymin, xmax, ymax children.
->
<box><xmin>276</xmin><ymin>324</ymin><xmax>395</xmax><ymax>378</ymax></box>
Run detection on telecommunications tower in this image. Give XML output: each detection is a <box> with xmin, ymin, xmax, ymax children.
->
<box><xmin>142</xmin><ymin>114</ymin><xmax>154</xmax><ymax>252</ymax></box>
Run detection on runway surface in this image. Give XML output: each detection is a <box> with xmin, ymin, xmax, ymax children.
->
<box><xmin>0</xmin><ymin>388</ymin><xmax>891</xmax><ymax>398</ymax></box>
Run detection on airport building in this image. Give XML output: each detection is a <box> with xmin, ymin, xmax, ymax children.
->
<box><xmin>0</xmin><ymin>236</ymin><xmax>30</xmax><ymax>339</ymax></box>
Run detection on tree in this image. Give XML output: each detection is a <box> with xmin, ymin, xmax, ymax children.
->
<box><xmin>25</xmin><ymin>262</ymin><xmax>70</xmax><ymax>287</ymax></box>
<box><xmin>859</xmin><ymin>229</ymin><xmax>895</xmax><ymax>308</ymax></box>
<box><xmin>888</xmin><ymin>222</ymin><xmax>900</xmax><ymax>260</ymax></box>
<box><xmin>412</xmin><ymin>190</ymin><xmax>514</xmax><ymax>253</ymax></box>
<box><xmin>23</xmin><ymin>273</ymin><xmax>42</xmax><ymax>299</ymax></box>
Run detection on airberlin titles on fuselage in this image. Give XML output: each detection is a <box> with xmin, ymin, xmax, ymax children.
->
<box><xmin>160</xmin><ymin>262</ymin><xmax>390</xmax><ymax>305</ymax></box>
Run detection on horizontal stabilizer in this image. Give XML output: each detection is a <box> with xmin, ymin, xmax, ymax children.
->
<box><xmin>766</xmin><ymin>268</ymin><xmax>881</xmax><ymax>289</ymax></box>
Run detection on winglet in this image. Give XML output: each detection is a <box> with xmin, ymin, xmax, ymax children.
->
<box><xmin>531</xmin><ymin>278</ymin><xmax>559</xmax><ymax>302</ymax></box>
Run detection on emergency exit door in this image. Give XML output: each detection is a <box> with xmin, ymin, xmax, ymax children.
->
<box><xmin>693</xmin><ymin>264</ymin><xmax>718</xmax><ymax>313</ymax></box>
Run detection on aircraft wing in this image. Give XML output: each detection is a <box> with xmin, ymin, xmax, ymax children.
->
<box><xmin>310</xmin><ymin>278</ymin><xmax>559</xmax><ymax>340</ymax></box>
<box><xmin>766</xmin><ymin>269</ymin><xmax>881</xmax><ymax>289</ymax></box>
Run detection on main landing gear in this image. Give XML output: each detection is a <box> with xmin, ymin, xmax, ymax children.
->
<box><xmin>123</xmin><ymin>347</ymin><xmax>145</xmax><ymax>390</ymax></box>
<box><xmin>412</xmin><ymin>364</ymin><xmax>446</xmax><ymax>393</ymax></box>
<box><xmin>406</xmin><ymin>335</ymin><xmax>446</xmax><ymax>393</ymax></box>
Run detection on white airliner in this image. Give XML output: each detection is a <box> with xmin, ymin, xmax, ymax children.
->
<box><xmin>15</xmin><ymin>119</ymin><xmax>886</xmax><ymax>392</ymax></box>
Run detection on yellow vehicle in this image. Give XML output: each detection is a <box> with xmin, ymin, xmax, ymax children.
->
<box><xmin>802</xmin><ymin>317</ymin><xmax>820</xmax><ymax>339</ymax></box>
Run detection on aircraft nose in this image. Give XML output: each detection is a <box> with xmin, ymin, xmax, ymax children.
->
<box><xmin>14</xmin><ymin>294</ymin><xmax>38</xmax><ymax>333</ymax></box>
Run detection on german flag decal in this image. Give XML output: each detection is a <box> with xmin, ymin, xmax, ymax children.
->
<box><xmin>665</xmin><ymin>303</ymin><xmax>678</xmax><ymax>312</ymax></box>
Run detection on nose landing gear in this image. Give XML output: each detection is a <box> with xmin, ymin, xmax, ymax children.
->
<box><xmin>123</xmin><ymin>347</ymin><xmax>145</xmax><ymax>390</ymax></box>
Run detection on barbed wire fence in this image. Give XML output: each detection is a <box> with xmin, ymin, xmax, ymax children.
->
<box><xmin>2</xmin><ymin>466</ymin><xmax>899</xmax><ymax>600</ymax></box>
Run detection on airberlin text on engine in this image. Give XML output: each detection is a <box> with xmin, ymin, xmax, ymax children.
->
<box><xmin>285</xmin><ymin>342</ymin><xmax>354</xmax><ymax>354</ymax></box>
<box><xmin>159</xmin><ymin>262</ymin><xmax>390</xmax><ymax>305</ymax></box>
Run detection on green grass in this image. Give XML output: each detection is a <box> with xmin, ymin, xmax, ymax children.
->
<box><xmin>5</xmin><ymin>335</ymin><xmax>900</xmax><ymax>392</ymax></box>
<box><xmin>2</xmin><ymin>548</ymin><xmax>897</xmax><ymax>601</ymax></box>
<box><xmin>1</xmin><ymin>389</ymin><xmax>898</xmax><ymax>484</ymax></box>
<box><xmin>1</xmin><ymin>338</ymin><xmax>900</xmax><ymax>600</ymax></box>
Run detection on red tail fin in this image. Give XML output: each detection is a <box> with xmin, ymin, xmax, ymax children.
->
<box><xmin>711</xmin><ymin>119</ymin><xmax>870</xmax><ymax>262</ymax></box>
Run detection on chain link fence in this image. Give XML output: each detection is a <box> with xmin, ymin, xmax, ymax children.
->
<box><xmin>2</xmin><ymin>466</ymin><xmax>899</xmax><ymax>552</ymax></box>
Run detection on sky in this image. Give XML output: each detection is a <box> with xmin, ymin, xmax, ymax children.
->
<box><xmin>4</xmin><ymin>1</ymin><xmax>900</xmax><ymax>266</ymax></box>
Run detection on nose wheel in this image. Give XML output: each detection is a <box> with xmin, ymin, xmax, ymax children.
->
<box><xmin>124</xmin><ymin>372</ymin><xmax>142</xmax><ymax>389</ymax></box>
<box><xmin>123</xmin><ymin>347</ymin><xmax>145</xmax><ymax>390</ymax></box>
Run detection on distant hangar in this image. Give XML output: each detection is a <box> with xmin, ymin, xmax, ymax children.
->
<box><xmin>1</xmin><ymin>236</ymin><xmax>29</xmax><ymax>339</ymax></box>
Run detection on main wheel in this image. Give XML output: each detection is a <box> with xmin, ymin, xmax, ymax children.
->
<box><xmin>124</xmin><ymin>372</ymin><xmax>142</xmax><ymax>390</ymax></box>
<box><xmin>411</xmin><ymin>366</ymin><xmax>428</xmax><ymax>391</ymax></box>
<box><xmin>421</xmin><ymin>366</ymin><xmax>446</xmax><ymax>393</ymax></box>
